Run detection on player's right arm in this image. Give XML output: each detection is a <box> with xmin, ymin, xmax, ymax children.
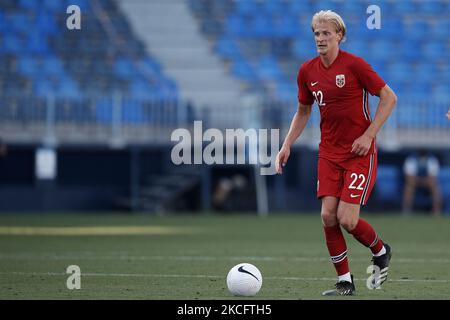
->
<box><xmin>276</xmin><ymin>102</ymin><xmax>312</xmax><ymax>174</ymax></box>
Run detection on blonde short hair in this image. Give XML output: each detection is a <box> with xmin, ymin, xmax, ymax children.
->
<box><xmin>311</xmin><ymin>10</ymin><xmax>346</xmax><ymax>43</ymax></box>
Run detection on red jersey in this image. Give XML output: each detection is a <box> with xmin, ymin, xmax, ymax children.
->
<box><xmin>297</xmin><ymin>50</ymin><xmax>386</xmax><ymax>162</ymax></box>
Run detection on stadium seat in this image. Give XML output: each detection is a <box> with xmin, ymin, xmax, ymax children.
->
<box><xmin>256</xmin><ymin>55</ymin><xmax>283</xmax><ymax>81</ymax></box>
<box><xmin>418</xmin><ymin>0</ymin><xmax>447</xmax><ymax>14</ymax></box>
<box><xmin>406</xmin><ymin>20</ymin><xmax>430</xmax><ymax>41</ymax></box>
<box><xmin>249</xmin><ymin>14</ymin><xmax>273</xmax><ymax>39</ymax></box>
<box><xmin>224</xmin><ymin>15</ymin><xmax>248</xmax><ymax>37</ymax></box>
<box><xmin>422</xmin><ymin>42</ymin><xmax>446</xmax><ymax>62</ymax></box>
<box><xmin>292</xmin><ymin>38</ymin><xmax>317</xmax><ymax>60</ymax></box>
<box><xmin>235</xmin><ymin>0</ymin><xmax>257</xmax><ymax>16</ymax></box>
<box><xmin>231</xmin><ymin>60</ymin><xmax>258</xmax><ymax>81</ymax></box>
<box><xmin>438</xmin><ymin>167</ymin><xmax>450</xmax><ymax>214</ymax></box>
<box><xmin>41</xmin><ymin>57</ymin><xmax>65</xmax><ymax>76</ymax></box>
<box><xmin>121</xmin><ymin>100</ymin><xmax>145</xmax><ymax>124</ymax></box>
<box><xmin>375</xmin><ymin>165</ymin><xmax>401</xmax><ymax>204</ymax></box>
<box><xmin>429</xmin><ymin>20</ymin><xmax>450</xmax><ymax>40</ymax></box>
<box><xmin>215</xmin><ymin>37</ymin><xmax>242</xmax><ymax>60</ymax></box>
<box><xmin>95</xmin><ymin>98</ymin><xmax>113</xmax><ymax>123</ymax></box>
<box><xmin>393</xmin><ymin>0</ymin><xmax>417</xmax><ymax>14</ymax></box>
<box><xmin>17</xmin><ymin>57</ymin><xmax>40</xmax><ymax>77</ymax></box>
<box><xmin>42</xmin><ymin>0</ymin><xmax>67</xmax><ymax>12</ymax></box>
<box><xmin>399</xmin><ymin>40</ymin><xmax>422</xmax><ymax>62</ymax></box>
<box><xmin>113</xmin><ymin>58</ymin><xmax>137</xmax><ymax>79</ymax></box>
<box><xmin>414</xmin><ymin>63</ymin><xmax>438</xmax><ymax>85</ymax></box>
<box><xmin>272</xmin><ymin>14</ymin><xmax>299</xmax><ymax>38</ymax></box>
<box><xmin>19</xmin><ymin>0</ymin><xmax>40</xmax><ymax>10</ymax></box>
<box><xmin>287</xmin><ymin>0</ymin><xmax>311</xmax><ymax>14</ymax></box>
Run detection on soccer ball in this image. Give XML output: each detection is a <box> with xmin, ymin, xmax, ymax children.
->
<box><xmin>226</xmin><ymin>263</ymin><xmax>262</xmax><ymax>296</ymax></box>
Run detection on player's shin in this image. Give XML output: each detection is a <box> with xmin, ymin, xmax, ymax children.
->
<box><xmin>348</xmin><ymin>218</ymin><xmax>384</xmax><ymax>255</ymax></box>
<box><xmin>323</xmin><ymin>225</ymin><xmax>350</xmax><ymax>278</ymax></box>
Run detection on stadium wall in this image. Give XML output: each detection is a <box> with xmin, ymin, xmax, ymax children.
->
<box><xmin>0</xmin><ymin>144</ymin><xmax>449</xmax><ymax>214</ymax></box>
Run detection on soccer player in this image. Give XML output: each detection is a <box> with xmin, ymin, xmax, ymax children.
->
<box><xmin>275</xmin><ymin>10</ymin><xmax>397</xmax><ymax>296</ymax></box>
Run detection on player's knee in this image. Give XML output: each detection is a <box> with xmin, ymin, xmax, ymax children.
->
<box><xmin>321</xmin><ymin>209</ymin><xmax>338</xmax><ymax>227</ymax></box>
<box><xmin>337</xmin><ymin>214</ymin><xmax>358</xmax><ymax>232</ymax></box>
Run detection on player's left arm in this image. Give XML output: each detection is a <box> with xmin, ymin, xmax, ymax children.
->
<box><xmin>351</xmin><ymin>84</ymin><xmax>397</xmax><ymax>156</ymax></box>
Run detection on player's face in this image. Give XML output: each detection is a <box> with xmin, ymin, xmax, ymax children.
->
<box><xmin>313</xmin><ymin>21</ymin><xmax>341</xmax><ymax>55</ymax></box>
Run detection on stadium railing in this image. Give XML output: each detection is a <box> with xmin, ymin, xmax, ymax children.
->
<box><xmin>0</xmin><ymin>93</ymin><xmax>449</xmax><ymax>149</ymax></box>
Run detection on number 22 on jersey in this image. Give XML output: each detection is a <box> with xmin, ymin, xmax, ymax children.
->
<box><xmin>312</xmin><ymin>90</ymin><xmax>326</xmax><ymax>107</ymax></box>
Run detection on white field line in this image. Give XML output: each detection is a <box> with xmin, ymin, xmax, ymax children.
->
<box><xmin>0</xmin><ymin>271</ymin><xmax>448</xmax><ymax>284</ymax></box>
<box><xmin>1</xmin><ymin>253</ymin><xmax>450</xmax><ymax>264</ymax></box>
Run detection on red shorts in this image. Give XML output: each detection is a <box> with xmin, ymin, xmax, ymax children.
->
<box><xmin>317</xmin><ymin>153</ymin><xmax>377</xmax><ymax>205</ymax></box>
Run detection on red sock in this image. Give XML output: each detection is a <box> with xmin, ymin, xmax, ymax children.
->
<box><xmin>349</xmin><ymin>218</ymin><xmax>384</xmax><ymax>255</ymax></box>
<box><xmin>323</xmin><ymin>224</ymin><xmax>349</xmax><ymax>276</ymax></box>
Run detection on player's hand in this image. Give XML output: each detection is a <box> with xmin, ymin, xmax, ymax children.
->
<box><xmin>447</xmin><ymin>109</ymin><xmax>450</xmax><ymax>120</ymax></box>
<box><xmin>275</xmin><ymin>146</ymin><xmax>290</xmax><ymax>174</ymax></box>
<box><xmin>351</xmin><ymin>134</ymin><xmax>373</xmax><ymax>156</ymax></box>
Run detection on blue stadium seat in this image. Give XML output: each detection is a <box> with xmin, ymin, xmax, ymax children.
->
<box><xmin>433</xmin><ymin>84</ymin><xmax>450</xmax><ymax>98</ymax></box>
<box><xmin>18</xmin><ymin>56</ymin><xmax>38</xmax><ymax>76</ymax></box>
<box><xmin>386</xmin><ymin>62</ymin><xmax>411</xmax><ymax>85</ymax></box>
<box><xmin>260</xmin><ymin>0</ymin><xmax>284</xmax><ymax>16</ymax></box>
<box><xmin>215</xmin><ymin>37</ymin><xmax>242</xmax><ymax>60</ymax></box>
<box><xmin>343</xmin><ymin>39</ymin><xmax>368</xmax><ymax>57</ymax></box>
<box><xmin>375</xmin><ymin>165</ymin><xmax>401</xmax><ymax>203</ymax></box>
<box><xmin>235</xmin><ymin>0</ymin><xmax>257</xmax><ymax>16</ymax></box>
<box><xmin>378</xmin><ymin>19</ymin><xmax>404</xmax><ymax>40</ymax></box>
<box><xmin>422</xmin><ymin>42</ymin><xmax>446</xmax><ymax>62</ymax></box>
<box><xmin>393</xmin><ymin>0</ymin><xmax>417</xmax><ymax>14</ymax></box>
<box><xmin>417</xmin><ymin>0</ymin><xmax>447</xmax><ymax>14</ymax></box>
<box><xmin>3</xmin><ymin>35</ymin><xmax>23</xmax><ymax>53</ymax></box>
<box><xmin>439</xmin><ymin>63</ymin><xmax>450</xmax><ymax>81</ymax></box>
<box><xmin>224</xmin><ymin>15</ymin><xmax>248</xmax><ymax>37</ymax></box>
<box><xmin>272</xmin><ymin>14</ymin><xmax>299</xmax><ymax>38</ymax></box>
<box><xmin>231</xmin><ymin>60</ymin><xmax>258</xmax><ymax>81</ymax></box>
<box><xmin>114</xmin><ymin>58</ymin><xmax>137</xmax><ymax>79</ymax></box>
<box><xmin>292</xmin><ymin>38</ymin><xmax>317</xmax><ymax>61</ymax></box>
<box><xmin>42</xmin><ymin>57</ymin><xmax>65</xmax><ymax>76</ymax></box>
<box><xmin>287</xmin><ymin>0</ymin><xmax>311</xmax><ymax>14</ymax></box>
<box><xmin>26</xmin><ymin>32</ymin><xmax>50</xmax><ymax>54</ymax></box>
<box><xmin>129</xmin><ymin>81</ymin><xmax>156</xmax><ymax>100</ymax></box>
<box><xmin>95</xmin><ymin>98</ymin><xmax>113</xmax><ymax>123</ymax></box>
<box><xmin>339</xmin><ymin>0</ymin><xmax>366</xmax><ymax>14</ymax></box>
<box><xmin>8</xmin><ymin>13</ymin><xmax>32</xmax><ymax>34</ymax></box>
<box><xmin>399</xmin><ymin>40</ymin><xmax>422</xmax><ymax>62</ymax></box>
<box><xmin>414</xmin><ymin>63</ymin><xmax>438</xmax><ymax>85</ymax></box>
<box><xmin>256</xmin><ymin>55</ymin><xmax>283</xmax><ymax>81</ymax></box>
<box><xmin>429</xmin><ymin>20</ymin><xmax>450</xmax><ymax>40</ymax></box>
<box><xmin>57</xmin><ymin>79</ymin><xmax>82</xmax><ymax>99</ymax></box>
<box><xmin>276</xmin><ymin>82</ymin><xmax>296</xmax><ymax>102</ymax></box>
<box><xmin>33</xmin><ymin>15</ymin><xmax>56</xmax><ymax>36</ymax></box>
<box><xmin>43</xmin><ymin>0</ymin><xmax>67</xmax><ymax>12</ymax></box>
<box><xmin>65</xmin><ymin>0</ymin><xmax>90</xmax><ymax>11</ymax></box>
<box><xmin>19</xmin><ymin>0</ymin><xmax>40</xmax><ymax>10</ymax></box>
<box><xmin>406</xmin><ymin>20</ymin><xmax>430</xmax><ymax>41</ymax></box>
<box><xmin>369</xmin><ymin>40</ymin><xmax>398</xmax><ymax>62</ymax></box>
<box><xmin>438</xmin><ymin>167</ymin><xmax>450</xmax><ymax>214</ymax></box>
<box><xmin>249</xmin><ymin>14</ymin><xmax>273</xmax><ymax>39</ymax></box>
<box><xmin>34</xmin><ymin>80</ymin><xmax>55</xmax><ymax>97</ymax></box>
<box><xmin>121</xmin><ymin>100</ymin><xmax>145</xmax><ymax>124</ymax></box>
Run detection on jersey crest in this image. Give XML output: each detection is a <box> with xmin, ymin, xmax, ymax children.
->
<box><xmin>336</xmin><ymin>74</ymin><xmax>345</xmax><ymax>88</ymax></box>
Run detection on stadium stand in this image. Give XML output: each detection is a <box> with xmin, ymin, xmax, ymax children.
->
<box><xmin>188</xmin><ymin>0</ymin><xmax>450</xmax><ymax>125</ymax></box>
<box><xmin>0</xmin><ymin>0</ymin><xmax>180</xmax><ymax>141</ymax></box>
<box><xmin>1</xmin><ymin>0</ymin><xmax>448</xmax><ymax>141</ymax></box>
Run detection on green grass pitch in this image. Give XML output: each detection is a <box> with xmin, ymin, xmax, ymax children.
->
<box><xmin>0</xmin><ymin>213</ymin><xmax>449</xmax><ymax>299</ymax></box>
